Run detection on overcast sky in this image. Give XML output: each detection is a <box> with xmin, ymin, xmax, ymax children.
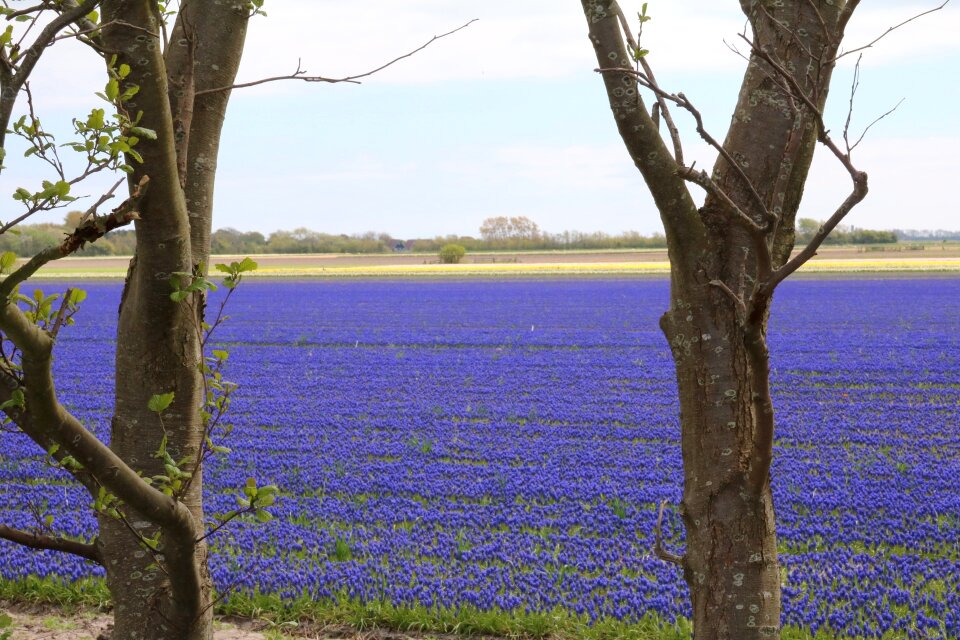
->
<box><xmin>6</xmin><ymin>1</ymin><xmax>959</xmax><ymax>238</ymax></box>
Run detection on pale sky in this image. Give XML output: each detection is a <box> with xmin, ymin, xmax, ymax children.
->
<box><xmin>5</xmin><ymin>1</ymin><xmax>959</xmax><ymax>238</ymax></box>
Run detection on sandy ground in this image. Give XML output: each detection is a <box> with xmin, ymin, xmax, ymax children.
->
<box><xmin>1</xmin><ymin>603</ymin><xmax>493</xmax><ymax>640</ymax></box>
<box><xmin>2</xmin><ymin>605</ymin><xmax>263</xmax><ymax>640</ymax></box>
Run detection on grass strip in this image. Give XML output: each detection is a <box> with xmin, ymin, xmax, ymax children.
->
<box><xmin>0</xmin><ymin>575</ymin><xmax>886</xmax><ymax>639</ymax></box>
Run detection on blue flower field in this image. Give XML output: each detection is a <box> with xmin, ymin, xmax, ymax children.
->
<box><xmin>0</xmin><ymin>277</ymin><xmax>957</xmax><ymax>638</ymax></box>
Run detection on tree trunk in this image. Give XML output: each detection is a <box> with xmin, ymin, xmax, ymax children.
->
<box><xmin>661</xmin><ymin>284</ymin><xmax>780</xmax><ymax>638</ymax></box>
<box><xmin>97</xmin><ymin>3</ymin><xmax>208</xmax><ymax>638</ymax></box>
<box><xmin>97</xmin><ymin>3</ymin><xmax>248</xmax><ymax>639</ymax></box>
<box><xmin>578</xmin><ymin>1</ymin><xmax>858</xmax><ymax>638</ymax></box>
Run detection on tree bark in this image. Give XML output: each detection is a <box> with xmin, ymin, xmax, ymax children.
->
<box><xmin>97</xmin><ymin>3</ymin><xmax>248</xmax><ymax>639</ymax></box>
<box><xmin>99</xmin><ymin>3</ymin><xmax>207</xmax><ymax>638</ymax></box>
<box><xmin>661</xmin><ymin>289</ymin><xmax>781</xmax><ymax>638</ymax></box>
<box><xmin>580</xmin><ymin>1</ymin><xmax>856</xmax><ymax>637</ymax></box>
<box><xmin>164</xmin><ymin>1</ymin><xmax>250</xmax><ymax>268</ymax></box>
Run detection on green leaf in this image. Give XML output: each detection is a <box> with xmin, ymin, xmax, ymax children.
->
<box><xmin>0</xmin><ymin>251</ymin><xmax>16</xmax><ymax>271</ymax></box>
<box><xmin>170</xmin><ymin>290</ymin><xmax>190</xmax><ymax>302</ymax></box>
<box><xmin>238</xmin><ymin>257</ymin><xmax>258</xmax><ymax>272</ymax></box>
<box><xmin>148</xmin><ymin>392</ymin><xmax>175</xmax><ymax>413</ymax></box>
<box><xmin>255</xmin><ymin>509</ymin><xmax>273</xmax><ymax>523</ymax></box>
<box><xmin>155</xmin><ymin>434</ymin><xmax>168</xmax><ymax>458</ymax></box>
<box><xmin>127</xmin><ymin>126</ymin><xmax>157</xmax><ymax>140</ymax></box>
<box><xmin>211</xmin><ymin>349</ymin><xmax>229</xmax><ymax>361</ymax></box>
<box><xmin>118</xmin><ymin>63</ymin><xmax>131</xmax><ymax>79</ymax></box>
<box><xmin>105</xmin><ymin>78</ymin><xmax>119</xmax><ymax>102</ymax></box>
<box><xmin>68</xmin><ymin>289</ymin><xmax>87</xmax><ymax>305</ymax></box>
<box><xmin>86</xmin><ymin>109</ymin><xmax>105</xmax><ymax>130</ymax></box>
<box><xmin>257</xmin><ymin>493</ymin><xmax>276</xmax><ymax>507</ymax></box>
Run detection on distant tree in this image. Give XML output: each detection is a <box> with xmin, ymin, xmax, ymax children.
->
<box><xmin>479</xmin><ymin>215</ymin><xmax>540</xmax><ymax>248</ymax></box>
<box><xmin>579</xmin><ymin>1</ymin><xmax>939</xmax><ymax>637</ymax></box>
<box><xmin>479</xmin><ymin>216</ymin><xmax>510</xmax><ymax>242</ymax></box>
<box><xmin>439</xmin><ymin>243</ymin><xmax>466</xmax><ymax>264</ymax></box>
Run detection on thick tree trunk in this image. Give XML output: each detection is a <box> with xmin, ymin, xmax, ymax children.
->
<box><xmin>661</xmin><ymin>285</ymin><xmax>780</xmax><ymax>638</ymax></box>
<box><xmin>98</xmin><ymin>3</ymin><xmax>203</xmax><ymax>638</ymax></box>
<box><xmin>96</xmin><ymin>4</ymin><xmax>249</xmax><ymax>639</ymax></box>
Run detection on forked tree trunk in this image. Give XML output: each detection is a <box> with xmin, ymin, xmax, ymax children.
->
<box><xmin>579</xmin><ymin>1</ymin><xmax>859</xmax><ymax>637</ymax></box>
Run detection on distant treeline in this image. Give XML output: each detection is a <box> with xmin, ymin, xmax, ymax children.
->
<box><xmin>0</xmin><ymin>213</ymin><xmax>949</xmax><ymax>258</ymax></box>
<box><xmin>892</xmin><ymin>229</ymin><xmax>960</xmax><ymax>241</ymax></box>
<box><xmin>796</xmin><ymin>218</ymin><xmax>897</xmax><ymax>245</ymax></box>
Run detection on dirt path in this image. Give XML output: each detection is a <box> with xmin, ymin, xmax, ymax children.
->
<box><xmin>2</xmin><ymin>605</ymin><xmax>265</xmax><ymax>640</ymax></box>
<box><xmin>1</xmin><ymin>603</ymin><xmax>491</xmax><ymax>640</ymax></box>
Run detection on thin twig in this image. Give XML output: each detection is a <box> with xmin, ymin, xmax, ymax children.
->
<box><xmin>613</xmin><ymin>6</ymin><xmax>684</xmax><ymax>165</ymax></box>
<box><xmin>653</xmin><ymin>499</ymin><xmax>683</xmax><ymax>566</ymax></box>
<box><xmin>195</xmin><ymin>19</ymin><xmax>477</xmax><ymax>97</ymax></box>
<box><xmin>833</xmin><ymin>1</ymin><xmax>950</xmax><ymax>62</ymax></box>
<box><xmin>842</xmin><ymin>55</ymin><xmax>862</xmax><ymax>153</ymax></box>
<box><xmin>709</xmin><ymin>279</ymin><xmax>747</xmax><ymax>321</ymax></box>
<box><xmin>849</xmin><ymin>98</ymin><xmax>904</xmax><ymax>153</ymax></box>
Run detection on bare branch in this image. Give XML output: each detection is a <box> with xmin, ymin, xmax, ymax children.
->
<box><xmin>5</xmin><ymin>3</ymin><xmax>49</xmax><ymax>21</ymax></box>
<box><xmin>834</xmin><ymin>1</ymin><xmax>950</xmax><ymax>62</ymax></box>
<box><xmin>766</xmin><ymin>172</ymin><xmax>868</xmax><ymax>291</ymax></box>
<box><xmin>0</xmin><ymin>524</ymin><xmax>101</xmax><ymax>564</ymax></box>
<box><xmin>848</xmin><ymin>99</ymin><xmax>904</xmax><ymax>154</ymax></box>
<box><xmin>596</xmin><ymin>66</ymin><xmax>773</xmax><ymax>229</ymax></box>
<box><xmin>195</xmin><ymin>19</ymin><xmax>477</xmax><ymax>97</ymax></box>
<box><xmin>842</xmin><ymin>54</ymin><xmax>862</xmax><ymax>152</ymax></box>
<box><xmin>653</xmin><ymin>499</ymin><xmax>683</xmax><ymax>566</ymax></box>
<box><xmin>7</xmin><ymin>0</ymin><xmax>100</xmax><ymax>100</ymax></box>
<box><xmin>79</xmin><ymin>177</ymin><xmax>125</xmax><ymax>222</ymax></box>
<box><xmin>710</xmin><ymin>279</ymin><xmax>747</xmax><ymax>321</ymax></box>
